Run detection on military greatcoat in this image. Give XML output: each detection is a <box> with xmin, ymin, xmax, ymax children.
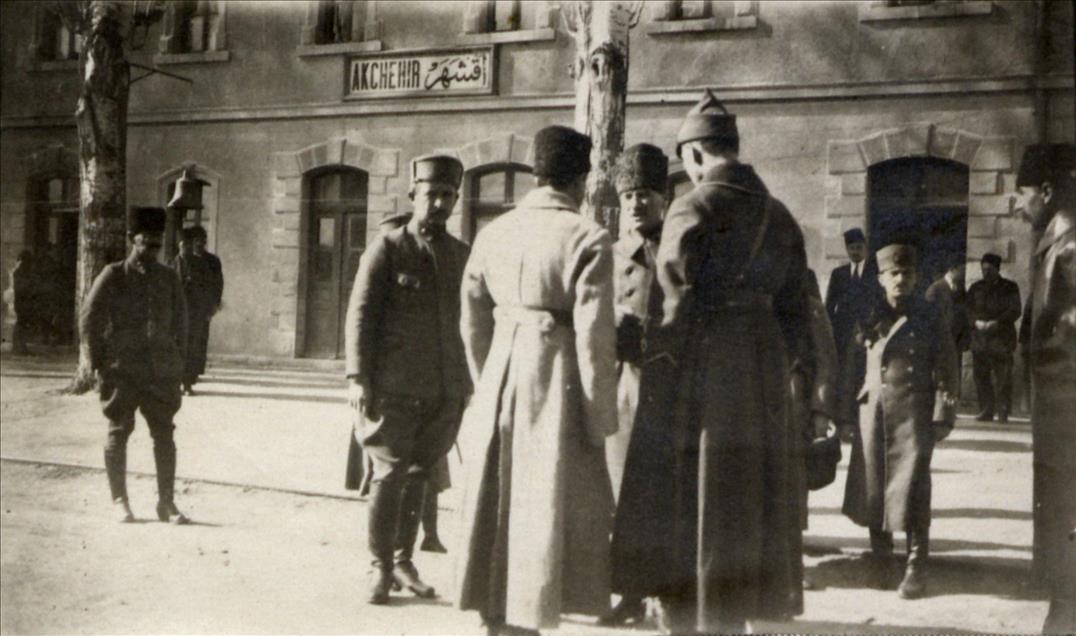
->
<box><xmin>1026</xmin><ymin>206</ymin><xmax>1076</xmax><ymax>592</ymax></box>
<box><xmin>454</xmin><ymin>186</ymin><xmax>618</xmax><ymax>631</ymax></box>
<box><xmin>612</xmin><ymin>162</ymin><xmax>811</xmax><ymax>627</ymax></box>
<box><xmin>840</xmin><ymin>297</ymin><xmax>958</xmax><ymax>532</ymax></box>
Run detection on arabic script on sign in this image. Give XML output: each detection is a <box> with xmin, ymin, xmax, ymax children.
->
<box><xmin>348</xmin><ymin>48</ymin><xmax>492</xmax><ymax>99</ymax></box>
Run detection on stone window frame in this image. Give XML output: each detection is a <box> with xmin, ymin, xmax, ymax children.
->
<box><xmin>155</xmin><ymin>1</ymin><xmax>231</xmax><ymax>66</ymax></box>
<box><xmin>859</xmin><ymin>0</ymin><xmax>993</xmax><ymax>22</ymax></box>
<box><xmin>27</xmin><ymin>6</ymin><xmax>83</xmax><ymax>72</ymax></box>
<box><xmin>646</xmin><ymin>0</ymin><xmax>759</xmax><ymax>35</ymax></box>
<box><xmin>270</xmin><ymin>136</ymin><xmax>400</xmax><ymax>357</ymax></box>
<box><xmin>458</xmin><ymin>0</ymin><xmax>558</xmax><ymax>45</ymax></box>
<box><xmin>297</xmin><ymin>0</ymin><xmax>384</xmax><ymax>57</ymax></box>
<box><xmin>825</xmin><ymin>123</ymin><xmax>1014</xmax><ymax>265</ymax></box>
<box><xmin>156</xmin><ymin>163</ymin><xmax>222</xmax><ymax>261</ymax></box>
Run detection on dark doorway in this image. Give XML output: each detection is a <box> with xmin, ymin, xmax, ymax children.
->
<box><xmin>28</xmin><ymin>175</ymin><xmax>80</xmax><ymax>344</ymax></box>
<box><xmin>868</xmin><ymin>157</ymin><xmax>969</xmax><ymax>296</ymax></box>
<box><xmin>303</xmin><ymin>168</ymin><xmax>368</xmax><ymax>359</ymax></box>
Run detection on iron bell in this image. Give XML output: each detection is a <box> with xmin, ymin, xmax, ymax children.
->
<box><xmin>167</xmin><ymin>167</ymin><xmax>210</xmax><ymax>210</ymax></box>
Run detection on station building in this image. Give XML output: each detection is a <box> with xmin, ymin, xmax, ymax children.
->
<box><xmin>1</xmin><ymin>0</ymin><xmax>1072</xmax><ymax>366</ymax></box>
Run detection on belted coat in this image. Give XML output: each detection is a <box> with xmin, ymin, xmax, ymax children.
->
<box><xmin>611</xmin><ymin>163</ymin><xmax>811</xmax><ymax>627</ymax></box>
<box><xmin>1025</xmin><ymin>206</ymin><xmax>1076</xmax><ymax>591</ymax></box>
<box><xmin>453</xmin><ymin>186</ymin><xmax>618</xmax><ymax>630</ymax></box>
<box><xmin>840</xmin><ymin>297</ymin><xmax>958</xmax><ymax>532</ymax></box>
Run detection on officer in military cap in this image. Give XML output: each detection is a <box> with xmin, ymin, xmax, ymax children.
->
<box><xmin>840</xmin><ymin>243</ymin><xmax>958</xmax><ymax>599</ymax></box>
<box><xmin>602</xmin><ymin>143</ymin><xmax>669</xmax><ymax>627</ymax></box>
<box><xmin>1012</xmin><ymin>143</ymin><xmax>1075</xmax><ymax>635</ymax></box>
<box><xmin>344</xmin><ymin>153</ymin><xmax>470</xmax><ymax>604</ymax></box>
<box><xmin>79</xmin><ymin>206</ymin><xmax>190</xmax><ymax>524</ymax></box>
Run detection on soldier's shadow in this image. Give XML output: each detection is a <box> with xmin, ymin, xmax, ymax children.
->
<box><xmin>806</xmin><ymin>553</ymin><xmax>1042</xmax><ymax>600</ymax></box>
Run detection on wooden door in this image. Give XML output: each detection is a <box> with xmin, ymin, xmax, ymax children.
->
<box><xmin>304</xmin><ymin>169</ymin><xmax>368</xmax><ymax>358</ymax></box>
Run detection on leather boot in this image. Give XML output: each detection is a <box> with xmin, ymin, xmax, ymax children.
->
<box><xmin>104</xmin><ymin>447</ymin><xmax>134</xmax><ymax>523</ymax></box>
<box><xmin>393</xmin><ymin>478</ymin><xmax>436</xmax><ymax>598</ymax></box>
<box><xmin>366</xmin><ymin>480</ymin><xmax>400</xmax><ymax>604</ymax></box>
<box><xmin>898</xmin><ymin>528</ymin><xmax>929</xmax><ymax>599</ymax></box>
<box><xmin>867</xmin><ymin>528</ymin><xmax>896</xmax><ymax>589</ymax></box>
<box><xmin>153</xmin><ymin>443</ymin><xmax>189</xmax><ymax>524</ymax></box>
<box><xmin>420</xmin><ymin>486</ymin><xmax>447</xmax><ymax>553</ymax></box>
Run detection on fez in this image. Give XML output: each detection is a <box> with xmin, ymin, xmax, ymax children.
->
<box><xmin>981</xmin><ymin>252</ymin><xmax>1002</xmax><ymax>268</ymax></box>
<box><xmin>843</xmin><ymin>227</ymin><xmax>866</xmax><ymax>245</ymax></box>
<box><xmin>533</xmin><ymin>125</ymin><xmax>592</xmax><ymax>181</ymax></box>
<box><xmin>675</xmin><ymin>89</ymin><xmax>739</xmax><ymax>157</ymax></box>
<box><xmin>411</xmin><ymin>154</ymin><xmax>464</xmax><ymax>189</ymax></box>
<box><xmin>130</xmin><ymin>206</ymin><xmax>167</xmax><ymax>235</ymax></box>
<box><xmin>877</xmin><ymin>244</ymin><xmax>917</xmax><ymax>272</ymax></box>
<box><xmin>1015</xmin><ymin>143</ymin><xmax>1075</xmax><ymax>188</ymax></box>
<box><xmin>615</xmin><ymin>143</ymin><xmax>669</xmax><ymax>194</ymax></box>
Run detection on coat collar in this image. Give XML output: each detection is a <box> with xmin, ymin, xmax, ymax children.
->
<box><xmin>1036</xmin><ymin>207</ymin><xmax>1075</xmax><ymax>256</ymax></box>
<box><xmin>614</xmin><ymin>227</ymin><xmax>660</xmax><ymax>264</ymax></box>
<box><xmin>516</xmin><ymin>185</ymin><xmax>580</xmax><ymax>213</ymax></box>
<box><xmin>698</xmin><ymin>162</ymin><xmax>770</xmax><ymax>197</ymax></box>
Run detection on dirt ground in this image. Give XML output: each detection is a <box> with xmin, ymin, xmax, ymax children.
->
<box><xmin>0</xmin><ymin>353</ymin><xmax>1052</xmax><ymax>635</ymax></box>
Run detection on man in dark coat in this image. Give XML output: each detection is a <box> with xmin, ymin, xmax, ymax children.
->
<box><xmin>967</xmin><ymin>252</ymin><xmax>1022</xmax><ymax>422</ymax></box>
<box><xmin>826</xmin><ymin>228</ymin><xmax>880</xmax><ymax>366</ymax></box>
<box><xmin>840</xmin><ymin>244</ymin><xmax>958</xmax><ymax>599</ymax></box>
<box><xmin>925</xmin><ymin>258</ymin><xmax>969</xmax><ymax>391</ymax></box>
<box><xmin>604</xmin><ymin>143</ymin><xmax>669</xmax><ymax>627</ymax></box>
<box><xmin>616</xmin><ymin>90</ymin><xmax>811</xmax><ymax>633</ymax></box>
<box><xmin>79</xmin><ymin>207</ymin><xmax>189</xmax><ymax>524</ymax></box>
<box><xmin>171</xmin><ymin>225</ymin><xmax>223</xmax><ymax>395</ymax></box>
<box><xmin>345</xmin><ymin>154</ymin><xmax>470</xmax><ymax>605</ymax></box>
<box><xmin>11</xmin><ymin>250</ymin><xmax>36</xmax><ymax>355</ymax></box>
<box><xmin>1012</xmin><ymin>143</ymin><xmax>1075</xmax><ymax>635</ymax></box>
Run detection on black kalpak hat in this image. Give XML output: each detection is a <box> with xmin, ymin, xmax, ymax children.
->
<box><xmin>980</xmin><ymin>252</ymin><xmax>1002</xmax><ymax>268</ymax></box>
<box><xmin>1016</xmin><ymin>143</ymin><xmax>1075</xmax><ymax>188</ymax></box>
<box><xmin>676</xmin><ymin>89</ymin><xmax>739</xmax><ymax>157</ymax></box>
<box><xmin>615</xmin><ymin>143</ymin><xmax>669</xmax><ymax>194</ymax></box>
<box><xmin>130</xmin><ymin>206</ymin><xmax>166</xmax><ymax>235</ymax></box>
<box><xmin>533</xmin><ymin>125</ymin><xmax>592</xmax><ymax>181</ymax></box>
<box><xmin>843</xmin><ymin>228</ymin><xmax>866</xmax><ymax>245</ymax></box>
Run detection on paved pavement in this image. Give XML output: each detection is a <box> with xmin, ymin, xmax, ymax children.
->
<box><xmin>0</xmin><ymin>351</ymin><xmax>1050</xmax><ymax>634</ymax></box>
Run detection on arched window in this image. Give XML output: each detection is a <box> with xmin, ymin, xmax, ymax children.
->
<box><xmin>868</xmin><ymin>157</ymin><xmax>969</xmax><ymax>294</ymax></box>
<box><xmin>303</xmin><ymin>167</ymin><xmax>368</xmax><ymax>358</ymax></box>
<box><xmin>467</xmin><ymin>163</ymin><xmax>534</xmax><ymax>242</ymax></box>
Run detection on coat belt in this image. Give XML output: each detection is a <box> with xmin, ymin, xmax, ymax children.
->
<box><xmin>695</xmin><ymin>289</ymin><xmax>773</xmax><ymax>313</ymax></box>
<box><xmin>494</xmin><ymin>306</ymin><xmax>574</xmax><ymax>333</ymax></box>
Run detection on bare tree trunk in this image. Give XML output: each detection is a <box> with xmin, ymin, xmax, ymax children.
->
<box><xmin>563</xmin><ymin>1</ymin><xmax>642</xmax><ymax>235</ymax></box>
<box><xmin>67</xmin><ymin>1</ymin><xmax>130</xmax><ymax>394</ymax></box>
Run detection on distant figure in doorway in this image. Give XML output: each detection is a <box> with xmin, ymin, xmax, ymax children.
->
<box><xmin>826</xmin><ymin>228</ymin><xmax>881</xmax><ymax>434</ymax></box>
<box><xmin>840</xmin><ymin>243</ymin><xmax>958</xmax><ymax>600</ymax></box>
<box><xmin>172</xmin><ymin>225</ymin><xmax>223</xmax><ymax>396</ymax></box>
<box><xmin>966</xmin><ymin>252</ymin><xmax>1021</xmax><ymax>422</ymax></box>
<box><xmin>11</xmin><ymin>250</ymin><xmax>36</xmax><ymax>355</ymax></box>
<box><xmin>1012</xmin><ymin>142</ymin><xmax>1075</xmax><ymax>635</ymax></box>
<box><xmin>80</xmin><ymin>207</ymin><xmax>189</xmax><ymax>525</ymax></box>
<box><xmin>925</xmin><ymin>258</ymin><xmax>969</xmax><ymax>393</ymax></box>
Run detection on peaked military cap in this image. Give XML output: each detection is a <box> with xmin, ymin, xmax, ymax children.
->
<box><xmin>130</xmin><ymin>206</ymin><xmax>166</xmax><ymax>235</ymax></box>
<box><xmin>843</xmin><ymin>227</ymin><xmax>866</xmax><ymax>245</ymax></box>
<box><xmin>876</xmin><ymin>244</ymin><xmax>917</xmax><ymax>272</ymax></box>
<box><xmin>410</xmin><ymin>154</ymin><xmax>464</xmax><ymax>188</ymax></box>
<box><xmin>615</xmin><ymin>143</ymin><xmax>669</xmax><ymax>194</ymax></box>
<box><xmin>1016</xmin><ymin>143</ymin><xmax>1075</xmax><ymax>188</ymax></box>
<box><xmin>980</xmin><ymin>252</ymin><xmax>1002</xmax><ymax>268</ymax></box>
<box><xmin>533</xmin><ymin>125</ymin><xmax>592</xmax><ymax>180</ymax></box>
<box><xmin>676</xmin><ymin>89</ymin><xmax>739</xmax><ymax>157</ymax></box>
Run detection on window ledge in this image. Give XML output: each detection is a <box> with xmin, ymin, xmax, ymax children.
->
<box><xmin>28</xmin><ymin>59</ymin><xmax>79</xmax><ymax>72</ymax></box>
<box><xmin>457</xmin><ymin>28</ymin><xmax>557</xmax><ymax>46</ymax></box>
<box><xmin>646</xmin><ymin>15</ymin><xmax>758</xmax><ymax>35</ymax></box>
<box><xmin>153</xmin><ymin>50</ymin><xmax>231</xmax><ymax>65</ymax></box>
<box><xmin>296</xmin><ymin>40</ymin><xmax>384</xmax><ymax>57</ymax></box>
<box><xmin>859</xmin><ymin>1</ymin><xmax>993</xmax><ymax>22</ymax></box>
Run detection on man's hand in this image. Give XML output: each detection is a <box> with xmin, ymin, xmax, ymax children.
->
<box><xmin>932</xmin><ymin>423</ymin><xmax>953</xmax><ymax>442</ymax></box>
<box><xmin>811</xmin><ymin>412</ymin><xmax>834</xmax><ymax>439</ymax></box>
<box><xmin>348</xmin><ymin>379</ymin><xmax>375</xmax><ymax>417</ymax></box>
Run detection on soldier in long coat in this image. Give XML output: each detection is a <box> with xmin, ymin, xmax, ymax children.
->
<box><xmin>454</xmin><ymin>126</ymin><xmax>618</xmax><ymax>635</ymax></box>
<box><xmin>171</xmin><ymin>225</ymin><xmax>223</xmax><ymax>395</ymax></box>
<box><xmin>840</xmin><ymin>244</ymin><xmax>958</xmax><ymax>599</ymax></box>
<box><xmin>79</xmin><ymin>207</ymin><xmax>189</xmax><ymax>524</ymax></box>
<box><xmin>1012</xmin><ymin>143</ymin><xmax>1075</xmax><ymax>634</ymax></box>
<box><xmin>614</xmin><ymin>91</ymin><xmax>811</xmax><ymax>634</ymax></box>
<box><xmin>345</xmin><ymin>155</ymin><xmax>471</xmax><ymax>605</ymax></box>
<box><xmin>601</xmin><ymin>143</ymin><xmax>669</xmax><ymax>627</ymax></box>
